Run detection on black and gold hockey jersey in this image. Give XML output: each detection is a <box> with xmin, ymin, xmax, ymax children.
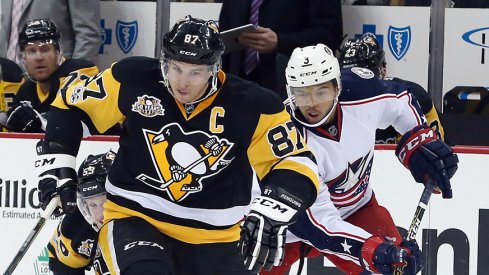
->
<box><xmin>0</xmin><ymin>58</ymin><xmax>24</xmax><ymax>112</ymax></box>
<box><xmin>1</xmin><ymin>58</ymin><xmax>24</xmax><ymax>131</ymax></box>
<box><xmin>48</xmin><ymin>208</ymin><xmax>108</xmax><ymax>275</ymax></box>
<box><xmin>13</xmin><ymin>58</ymin><xmax>98</xmax><ymax>114</ymax></box>
<box><xmin>50</xmin><ymin>56</ymin><xmax>319</xmax><ymax>245</ymax></box>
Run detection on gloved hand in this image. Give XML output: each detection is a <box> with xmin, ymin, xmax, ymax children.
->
<box><xmin>35</xmin><ymin>139</ymin><xmax>77</xmax><ymax>216</ymax></box>
<box><xmin>238</xmin><ymin>186</ymin><xmax>303</xmax><ymax>273</ymax></box>
<box><xmin>6</xmin><ymin>100</ymin><xmax>46</xmax><ymax>132</ymax></box>
<box><xmin>361</xmin><ymin>236</ymin><xmax>424</xmax><ymax>275</ymax></box>
<box><xmin>38</xmin><ymin>170</ymin><xmax>77</xmax><ymax>216</ymax></box>
<box><xmin>396</xmin><ymin>126</ymin><xmax>458</xmax><ymax>198</ymax></box>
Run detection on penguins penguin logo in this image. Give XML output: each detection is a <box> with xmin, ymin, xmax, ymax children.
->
<box><xmin>137</xmin><ymin>123</ymin><xmax>234</xmax><ymax>201</ymax></box>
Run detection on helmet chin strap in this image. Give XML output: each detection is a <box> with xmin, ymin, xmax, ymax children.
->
<box><xmin>161</xmin><ymin>59</ymin><xmax>220</xmax><ymax>112</ymax></box>
<box><xmin>297</xmin><ymin>97</ymin><xmax>339</xmax><ymax>128</ymax></box>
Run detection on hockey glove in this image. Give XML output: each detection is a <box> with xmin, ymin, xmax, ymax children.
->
<box><xmin>238</xmin><ymin>186</ymin><xmax>303</xmax><ymax>273</ymax></box>
<box><xmin>35</xmin><ymin>140</ymin><xmax>77</xmax><ymax>216</ymax></box>
<box><xmin>396</xmin><ymin>126</ymin><xmax>458</xmax><ymax>199</ymax></box>
<box><xmin>6</xmin><ymin>101</ymin><xmax>47</xmax><ymax>132</ymax></box>
<box><xmin>361</xmin><ymin>236</ymin><xmax>424</xmax><ymax>275</ymax></box>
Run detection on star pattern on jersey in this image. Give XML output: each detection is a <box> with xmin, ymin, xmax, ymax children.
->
<box><xmin>334</xmin><ymin>152</ymin><xmax>372</xmax><ymax>194</ymax></box>
<box><xmin>341</xmin><ymin>239</ymin><xmax>352</xmax><ymax>254</ymax></box>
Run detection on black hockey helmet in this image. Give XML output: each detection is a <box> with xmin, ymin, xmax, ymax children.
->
<box><xmin>339</xmin><ymin>34</ymin><xmax>386</xmax><ymax>77</ymax></box>
<box><xmin>162</xmin><ymin>15</ymin><xmax>224</xmax><ymax>65</ymax></box>
<box><xmin>77</xmin><ymin>150</ymin><xmax>116</xmax><ymax>230</ymax></box>
<box><xmin>18</xmin><ymin>18</ymin><xmax>60</xmax><ymax>51</ymax></box>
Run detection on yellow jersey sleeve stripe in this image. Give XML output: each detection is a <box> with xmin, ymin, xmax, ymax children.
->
<box><xmin>98</xmin><ymin>221</ymin><xmax>120</xmax><ymax>275</ymax></box>
<box><xmin>273</xmin><ymin>157</ymin><xmax>320</xmax><ymax>191</ymax></box>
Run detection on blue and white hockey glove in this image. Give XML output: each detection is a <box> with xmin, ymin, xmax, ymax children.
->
<box><xmin>361</xmin><ymin>236</ymin><xmax>424</xmax><ymax>275</ymax></box>
<box><xmin>6</xmin><ymin>101</ymin><xmax>47</xmax><ymax>132</ymax></box>
<box><xmin>396</xmin><ymin>126</ymin><xmax>458</xmax><ymax>198</ymax></box>
<box><xmin>238</xmin><ymin>186</ymin><xmax>303</xmax><ymax>273</ymax></box>
<box><xmin>35</xmin><ymin>139</ymin><xmax>77</xmax><ymax>216</ymax></box>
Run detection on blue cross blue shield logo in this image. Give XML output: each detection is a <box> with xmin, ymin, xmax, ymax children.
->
<box><xmin>116</xmin><ymin>20</ymin><xmax>138</xmax><ymax>54</ymax></box>
<box><xmin>388</xmin><ymin>26</ymin><xmax>411</xmax><ymax>61</ymax></box>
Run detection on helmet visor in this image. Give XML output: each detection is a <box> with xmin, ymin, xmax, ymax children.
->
<box><xmin>290</xmin><ymin>85</ymin><xmax>337</xmax><ymax>107</ymax></box>
<box><xmin>161</xmin><ymin>56</ymin><xmax>215</xmax><ymax>86</ymax></box>
<box><xmin>77</xmin><ymin>193</ymin><xmax>106</xmax><ymax>230</ymax></box>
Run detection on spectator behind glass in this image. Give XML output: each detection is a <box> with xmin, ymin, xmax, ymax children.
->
<box><xmin>0</xmin><ymin>0</ymin><xmax>100</xmax><ymax>64</ymax></box>
<box><xmin>1</xmin><ymin>19</ymin><xmax>99</xmax><ymax>133</ymax></box>
<box><xmin>219</xmin><ymin>0</ymin><xmax>343</xmax><ymax>100</ymax></box>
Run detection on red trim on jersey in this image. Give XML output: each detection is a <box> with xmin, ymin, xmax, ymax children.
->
<box><xmin>314</xmin><ymin>105</ymin><xmax>343</xmax><ymax>142</ymax></box>
<box><xmin>340</xmin><ymin>91</ymin><xmax>423</xmax><ymax>126</ymax></box>
<box><xmin>306</xmin><ymin>209</ymin><xmax>368</xmax><ymax>242</ymax></box>
<box><xmin>403</xmin><ymin>92</ymin><xmax>423</xmax><ymax>125</ymax></box>
<box><xmin>0</xmin><ymin>132</ymin><xmax>120</xmax><ymax>142</ymax></box>
<box><xmin>375</xmin><ymin>144</ymin><xmax>489</xmax><ymax>154</ymax></box>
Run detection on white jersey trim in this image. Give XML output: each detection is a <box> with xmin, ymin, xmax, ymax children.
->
<box><xmin>106</xmin><ymin>180</ymin><xmax>247</xmax><ymax>226</ymax></box>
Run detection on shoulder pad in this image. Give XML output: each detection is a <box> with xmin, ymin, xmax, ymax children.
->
<box><xmin>340</xmin><ymin>68</ymin><xmax>409</xmax><ymax>102</ymax></box>
<box><xmin>111</xmin><ymin>56</ymin><xmax>161</xmax><ymax>84</ymax></box>
<box><xmin>224</xmin><ymin>74</ymin><xmax>284</xmax><ymax>115</ymax></box>
<box><xmin>60</xmin><ymin>208</ymin><xmax>97</xmax><ymax>240</ymax></box>
<box><xmin>57</xmin><ymin>59</ymin><xmax>96</xmax><ymax>76</ymax></box>
<box><xmin>0</xmin><ymin>58</ymin><xmax>23</xmax><ymax>82</ymax></box>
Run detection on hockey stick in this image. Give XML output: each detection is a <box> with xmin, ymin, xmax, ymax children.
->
<box><xmin>393</xmin><ymin>180</ymin><xmax>436</xmax><ymax>275</ymax></box>
<box><xmin>3</xmin><ymin>197</ymin><xmax>60</xmax><ymax>275</ymax></box>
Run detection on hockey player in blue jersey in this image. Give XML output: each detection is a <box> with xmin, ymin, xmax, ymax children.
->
<box><xmin>339</xmin><ymin>33</ymin><xmax>445</xmax><ymax>144</ymax></box>
<box><xmin>263</xmin><ymin>44</ymin><xmax>458</xmax><ymax>275</ymax></box>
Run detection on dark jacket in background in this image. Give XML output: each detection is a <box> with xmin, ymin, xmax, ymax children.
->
<box><xmin>219</xmin><ymin>0</ymin><xmax>343</xmax><ymax>99</ymax></box>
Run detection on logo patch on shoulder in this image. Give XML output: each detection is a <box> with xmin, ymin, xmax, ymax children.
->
<box><xmin>69</xmin><ymin>86</ymin><xmax>85</xmax><ymax>104</ymax></box>
<box><xmin>132</xmin><ymin>95</ymin><xmax>165</xmax><ymax>117</ymax></box>
<box><xmin>351</xmin><ymin>67</ymin><xmax>375</xmax><ymax>79</ymax></box>
<box><xmin>78</xmin><ymin>239</ymin><xmax>95</xmax><ymax>257</ymax></box>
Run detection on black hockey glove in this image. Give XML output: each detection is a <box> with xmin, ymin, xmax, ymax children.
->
<box><xmin>396</xmin><ymin>126</ymin><xmax>458</xmax><ymax>199</ymax></box>
<box><xmin>238</xmin><ymin>186</ymin><xmax>303</xmax><ymax>273</ymax></box>
<box><xmin>6</xmin><ymin>101</ymin><xmax>46</xmax><ymax>132</ymax></box>
<box><xmin>361</xmin><ymin>236</ymin><xmax>424</xmax><ymax>275</ymax></box>
<box><xmin>35</xmin><ymin>140</ymin><xmax>77</xmax><ymax>216</ymax></box>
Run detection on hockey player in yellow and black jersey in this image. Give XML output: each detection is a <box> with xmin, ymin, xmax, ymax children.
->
<box><xmin>0</xmin><ymin>57</ymin><xmax>24</xmax><ymax>131</ymax></box>
<box><xmin>339</xmin><ymin>34</ymin><xmax>444</xmax><ymax>143</ymax></box>
<box><xmin>2</xmin><ymin>19</ymin><xmax>98</xmax><ymax>133</ymax></box>
<box><xmin>48</xmin><ymin>151</ymin><xmax>114</xmax><ymax>275</ymax></box>
<box><xmin>35</xmin><ymin>16</ymin><xmax>319</xmax><ymax>274</ymax></box>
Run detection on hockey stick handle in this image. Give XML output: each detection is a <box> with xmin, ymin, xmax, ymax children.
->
<box><xmin>393</xmin><ymin>180</ymin><xmax>436</xmax><ymax>275</ymax></box>
<box><xmin>3</xmin><ymin>197</ymin><xmax>60</xmax><ymax>275</ymax></box>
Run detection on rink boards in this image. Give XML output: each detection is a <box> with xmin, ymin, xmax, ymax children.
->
<box><xmin>0</xmin><ymin>133</ymin><xmax>487</xmax><ymax>275</ymax></box>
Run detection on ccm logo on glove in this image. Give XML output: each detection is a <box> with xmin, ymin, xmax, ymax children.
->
<box><xmin>35</xmin><ymin>157</ymin><xmax>56</xmax><ymax>167</ymax></box>
<box><xmin>397</xmin><ymin>128</ymin><xmax>437</xmax><ymax>164</ymax></box>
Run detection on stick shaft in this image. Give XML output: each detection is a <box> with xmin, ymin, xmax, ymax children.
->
<box><xmin>3</xmin><ymin>197</ymin><xmax>59</xmax><ymax>275</ymax></box>
<box><xmin>393</xmin><ymin>181</ymin><xmax>435</xmax><ymax>275</ymax></box>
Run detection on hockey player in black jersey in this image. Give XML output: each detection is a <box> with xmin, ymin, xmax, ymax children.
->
<box><xmin>36</xmin><ymin>15</ymin><xmax>320</xmax><ymax>274</ymax></box>
<box><xmin>0</xmin><ymin>57</ymin><xmax>24</xmax><ymax>131</ymax></box>
<box><xmin>2</xmin><ymin>18</ymin><xmax>98</xmax><ymax>133</ymax></box>
<box><xmin>339</xmin><ymin>34</ymin><xmax>444</xmax><ymax>143</ymax></box>
<box><xmin>48</xmin><ymin>151</ymin><xmax>115</xmax><ymax>275</ymax></box>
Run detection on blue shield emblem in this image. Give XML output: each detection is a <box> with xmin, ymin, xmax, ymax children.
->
<box><xmin>116</xmin><ymin>20</ymin><xmax>138</xmax><ymax>54</ymax></box>
<box><xmin>388</xmin><ymin>26</ymin><xmax>411</xmax><ymax>60</ymax></box>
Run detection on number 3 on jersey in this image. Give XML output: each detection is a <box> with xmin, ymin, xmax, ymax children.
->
<box><xmin>267</xmin><ymin>121</ymin><xmax>305</xmax><ymax>157</ymax></box>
